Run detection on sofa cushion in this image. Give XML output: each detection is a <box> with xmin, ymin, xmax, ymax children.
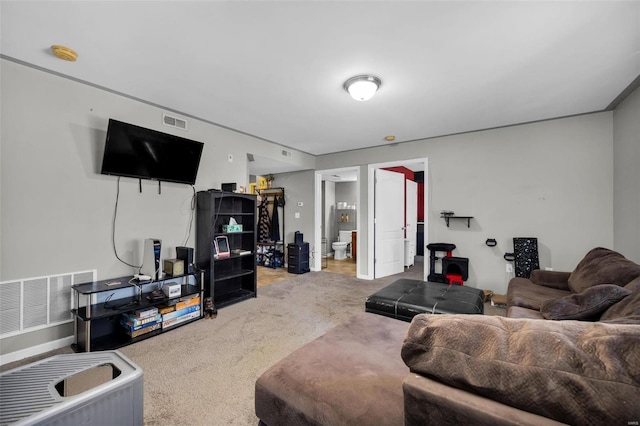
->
<box><xmin>529</xmin><ymin>270</ymin><xmax>571</xmax><ymax>291</ymax></box>
<box><xmin>540</xmin><ymin>284</ymin><xmax>631</xmax><ymax>321</ymax></box>
<box><xmin>568</xmin><ymin>247</ymin><xmax>640</xmax><ymax>293</ymax></box>
<box><xmin>507</xmin><ymin>305</ymin><xmax>544</xmax><ymax>319</ymax></box>
<box><xmin>507</xmin><ymin>277</ymin><xmax>571</xmax><ymax>310</ymax></box>
<box><xmin>255</xmin><ymin>312</ymin><xmax>409</xmax><ymax>426</ymax></box>
<box><xmin>401</xmin><ymin>314</ymin><xmax>640</xmax><ymax>424</ymax></box>
<box><xmin>600</xmin><ymin>276</ymin><xmax>640</xmax><ymax>324</ymax></box>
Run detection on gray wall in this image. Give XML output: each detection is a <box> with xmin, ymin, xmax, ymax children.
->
<box><xmin>269</xmin><ymin>170</ymin><xmax>316</xmax><ymax>258</ymax></box>
<box><xmin>0</xmin><ymin>59</ymin><xmax>315</xmax><ymax>357</ymax></box>
<box><xmin>613</xmin><ymin>85</ymin><xmax>640</xmax><ymax>263</ymax></box>
<box><xmin>2</xmin><ymin>56</ymin><xmax>635</xmax><ymax>359</ymax></box>
<box><xmin>334</xmin><ymin>181</ymin><xmax>358</xmax><ymax>241</ymax></box>
<box><xmin>323</xmin><ymin>181</ymin><xmax>336</xmax><ymax>246</ymax></box>
<box><xmin>317</xmin><ymin>112</ymin><xmax>615</xmax><ymax>293</ymax></box>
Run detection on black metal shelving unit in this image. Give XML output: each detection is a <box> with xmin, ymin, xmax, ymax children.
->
<box><xmin>71</xmin><ymin>272</ymin><xmax>203</xmax><ymax>352</ymax></box>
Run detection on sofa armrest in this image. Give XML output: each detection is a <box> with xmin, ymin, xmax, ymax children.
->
<box><xmin>403</xmin><ymin>374</ymin><xmax>565</xmax><ymax>426</ymax></box>
<box><xmin>529</xmin><ymin>270</ymin><xmax>571</xmax><ymax>290</ymax></box>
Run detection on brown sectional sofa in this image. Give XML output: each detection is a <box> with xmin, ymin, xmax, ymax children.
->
<box><xmin>255</xmin><ymin>247</ymin><xmax>640</xmax><ymax>425</ymax></box>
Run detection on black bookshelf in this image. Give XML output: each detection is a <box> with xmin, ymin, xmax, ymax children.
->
<box><xmin>196</xmin><ymin>190</ymin><xmax>257</xmax><ymax>308</ymax></box>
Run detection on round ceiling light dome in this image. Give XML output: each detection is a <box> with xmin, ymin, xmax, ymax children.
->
<box><xmin>51</xmin><ymin>45</ymin><xmax>78</xmax><ymax>61</ymax></box>
<box><xmin>344</xmin><ymin>75</ymin><xmax>381</xmax><ymax>101</ymax></box>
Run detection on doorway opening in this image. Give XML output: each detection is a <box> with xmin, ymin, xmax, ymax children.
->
<box><xmin>313</xmin><ymin>158</ymin><xmax>428</xmax><ymax>281</ymax></box>
<box><xmin>313</xmin><ymin>167</ymin><xmax>360</xmax><ymax>277</ymax></box>
<box><xmin>368</xmin><ymin>158</ymin><xmax>428</xmax><ymax>281</ymax></box>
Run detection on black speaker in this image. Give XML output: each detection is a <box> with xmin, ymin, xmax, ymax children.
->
<box><xmin>176</xmin><ymin>246</ymin><xmax>194</xmax><ymax>274</ymax></box>
<box><xmin>294</xmin><ymin>231</ymin><xmax>304</xmax><ymax>245</ymax></box>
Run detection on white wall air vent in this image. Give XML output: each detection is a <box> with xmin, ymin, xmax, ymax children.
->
<box><xmin>163</xmin><ymin>113</ymin><xmax>188</xmax><ymax>131</ymax></box>
<box><xmin>281</xmin><ymin>150</ymin><xmax>292</xmax><ymax>157</ymax></box>
<box><xmin>0</xmin><ymin>270</ymin><xmax>96</xmax><ymax>338</ymax></box>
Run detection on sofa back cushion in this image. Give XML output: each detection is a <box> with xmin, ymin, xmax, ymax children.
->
<box><xmin>568</xmin><ymin>247</ymin><xmax>640</xmax><ymax>293</ymax></box>
<box><xmin>540</xmin><ymin>284</ymin><xmax>631</xmax><ymax>321</ymax></box>
<box><xmin>600</xmin><ymin>276</ymin><xmax>640</xmax><ymax>323</ymax></box>
<box><xmin>402</xmin><ymin>314</ymin><xmax>640</xmax><ymax>424</ymax></box>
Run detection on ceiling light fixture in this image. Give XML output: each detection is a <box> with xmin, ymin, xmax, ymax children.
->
<box><xmin>343</xmin><ymin>75</ymin><xmax>381</xmax><ymax>101</ymax></box>
<box><xmin>51</xmin><ymin>45</ymin><xmax>78</xmax><ymax>61</ymax></box>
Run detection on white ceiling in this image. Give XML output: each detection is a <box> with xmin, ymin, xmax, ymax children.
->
<box><xmin>1</xmin><ymin>1</ymin><xmax>639</xmax><ymax>159</ymax></box>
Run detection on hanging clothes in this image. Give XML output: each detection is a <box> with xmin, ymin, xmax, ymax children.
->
<box><xmin>258</xmin><ymin>195</ymin><xmax>271</xmax><ymax>242</ymax></box>
<box><xmin>271</xmin><ymin>195</ymin><xmax>281</xmax><ymax>242</ymax></box>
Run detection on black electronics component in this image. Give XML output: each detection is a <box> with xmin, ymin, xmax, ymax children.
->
<box><xmin>176</xmin><ymin>246</ymin><xmax>194</xmax><ymax>274</ymax></box>
<box><xmin>221</xmin><ymin>183</ymin><xmax>236</xmax><ymax>192</ymax></box>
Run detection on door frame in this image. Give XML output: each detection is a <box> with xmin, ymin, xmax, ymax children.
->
<box><xmin>373</xmin><ymin>168</ymin><xmax>406</xmax><ymax>278</ymax></box>
<box><xmin>313</xmin><ymin>166</ymin><xmax>361</xmax><ymax>274</ymax></box>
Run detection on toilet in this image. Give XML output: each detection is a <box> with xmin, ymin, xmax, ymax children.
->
<box><xmin>332</xmin><ymin>230</ymin><xmax>353</xmax><ymax>260</ymax></box>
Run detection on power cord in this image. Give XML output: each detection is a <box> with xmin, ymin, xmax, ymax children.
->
<box><xmin>183</xmin><ymin>185</ymin><xmax>196</xmax><ymax>246</ymax></box>
<box><xmin>112</xmin><ymin>177</ymin><xmax>142</xmax><ymax>269</ymax></box>
<box><xmin>104</xmin><ymin>292</ymin><xmax>139</xmax><ymax>310</ymax></box>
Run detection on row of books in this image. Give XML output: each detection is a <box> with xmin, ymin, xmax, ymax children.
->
<box><xmin>120</xmin><ymin>296</ymin><xmax>201</xmax><ymax>338</ymax></box>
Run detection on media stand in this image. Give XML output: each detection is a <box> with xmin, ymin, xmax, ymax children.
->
<box><xmin>71</xmin><ymin>271</ymin><xmax>204</xmax><ymax>352</ymax></box>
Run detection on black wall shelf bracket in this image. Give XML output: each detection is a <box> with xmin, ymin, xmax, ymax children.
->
<box><xmin>441</xmin><ymin>215</ymin><xmax>473</xmax><ymax>228</ymax></box>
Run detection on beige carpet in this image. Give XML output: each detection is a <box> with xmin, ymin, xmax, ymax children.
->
<box><xmin>120</xmin><ymin>268</ymin><xmax>426</xmax><ymax>426</ymax></box>
<box><xmin>3</xmin><ymin>263</ymin><xmax>506</xmax><ymax>425</ymax></box>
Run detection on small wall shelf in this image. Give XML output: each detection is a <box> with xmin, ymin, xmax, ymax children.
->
<box><xmin>441</xmin><ymin>215</ymin><xmax>473</xmax><ymax>228</ymax></box>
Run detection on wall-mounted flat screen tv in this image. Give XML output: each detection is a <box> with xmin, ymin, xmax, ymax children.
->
<box><xmin>101</xmin><ymin>119</ymin><xmax>204</xmax><ymax>185</ymax></box>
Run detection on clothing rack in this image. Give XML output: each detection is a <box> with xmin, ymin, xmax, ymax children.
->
<box><xmin>256</xmin><ymin>187</ymin><xmax>286</xmax><ymax>268</ymax></box>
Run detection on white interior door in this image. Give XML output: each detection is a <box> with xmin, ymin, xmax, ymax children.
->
<box><xmin>406</xmin><ymin>179</ymin><xmax>417</xmax><ymax>265</ymax></box>
<box><xmin>374</xmin><ymin>169</ymin><xmax>405</xmax><ymax>278</ymax></box>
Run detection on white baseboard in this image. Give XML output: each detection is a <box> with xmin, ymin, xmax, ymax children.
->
<box><xmin>0</xmin><ymin>336</ymin><xmax>74</xmax><ymax>366</ymax></box>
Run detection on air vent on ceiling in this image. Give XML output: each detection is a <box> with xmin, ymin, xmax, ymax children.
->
<box><xmin>163</xmin><ymin>113</ymin><xmax>188</xmax><ymax>131</ymax></box>
<box><xmin>281</xmin><ymin>150</ymin><xmax>292</xmax><ymax>157</ymax></box>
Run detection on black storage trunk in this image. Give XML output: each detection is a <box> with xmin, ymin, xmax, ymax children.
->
<box><xmin>288</xmin><ymin>242</ymin><xmax>310</xmax><ymax>274</ymax></box>
<box><xmin>365</xmin><ymin>279</ymin><xmax>484</xmax><ymax>322</ymax></box>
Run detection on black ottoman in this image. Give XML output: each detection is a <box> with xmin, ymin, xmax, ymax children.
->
<box><xmin>365</xmin><ymin>279</ymin><xmax>484</xmax><ymax>322</ymax></box>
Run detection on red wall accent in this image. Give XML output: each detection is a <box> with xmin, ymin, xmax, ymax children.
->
<box><xmin>382</xmin><ymin>166</ymin><xmax>414</xmax><ymax>180</ymax></box>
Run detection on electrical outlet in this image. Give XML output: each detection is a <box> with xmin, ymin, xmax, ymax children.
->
<box><xmin>506</xmin><ymin>263</ymin><xmax>513</xmax><ymax>273</ymax></box>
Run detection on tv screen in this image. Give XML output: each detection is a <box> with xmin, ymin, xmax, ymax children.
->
<box><xmin>101</xmin><ymin>119</ymin><xmax>204</xmax><ymax>185</ymax></box>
